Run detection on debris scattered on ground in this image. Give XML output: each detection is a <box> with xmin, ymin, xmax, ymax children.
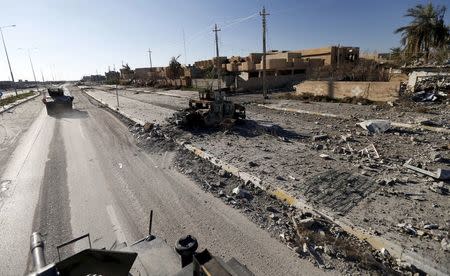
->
<box><xmin>429</xmin><ymin>182</ymin><xmax>449</xmax><ymax>195</ymax></box>
<box><xmin>171</xmin><ymin>147</ymin><xmax>415</xmax><ymax>275</ymax></box>
<box><xmin>404</xmin><ymin>159</ymin><xmax>450</xmax><ymax>180</ymax></box>
<box><xmin>411</xmin><ymin>75</ymin><xmax>450</xmax><ymax>102</ymax></box>
<box><xmin>357</xmin><ymin>120</ymin><xmax>391</xmax><ymax>134</ymax></box>
<box><xmin>90</xmin><ymin>85</ymin><xmax>450</xmax><ymax>274</ymax></box>
<box><xmin>358</xmin><ymin>143</ymin><xmax>380</xmax><ymax>159</ymax></box>
<box><xmin>319</xmin><ymin>154</ymin><xmax>332</xmax><ymax>160</ymax></box>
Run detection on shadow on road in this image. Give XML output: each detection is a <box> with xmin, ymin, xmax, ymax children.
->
<box><xmin>48</xmin><ymin>109</ymin><xmax>89</xmax><ymax>119</ymax></box>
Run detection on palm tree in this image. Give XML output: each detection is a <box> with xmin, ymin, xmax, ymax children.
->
<box><xmin>166</xmin><ymin>56</ymin><xmax>182</xmax><ymax>79</ymax></box>
<box><xmin>395</xmin><ymin>3</ymin><xmax>449</xmax><ymax>63</ymax></box>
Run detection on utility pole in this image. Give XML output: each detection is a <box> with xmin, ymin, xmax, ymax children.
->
<box><xmin>183</xmin><ymin>29</ymin><xmax>187</xmax><ymax>65</ymax></box>
<box><xmin>147</xmin><ymin>49</ymin><xmax>153</xmax><ymax>68</ymax></box>
<box><xmin>336</xmin><ymin>44</ymin><xmax>340</xmax><ymax>69</ymax></box>
<box><xmin>116</xmin><ymin>84</ymin><xmax>120</xmax><ymax>109</ymax></box>
<box><xmin>213</xmin><ymin>24</ymin><xmax>221</xmax><ymax>91</ymax></box>
<box><xmin>260</xmin><ymin>7</ymin><xmax>269</xmax><ymax>99</ymax></box>
<box><xmin>51</xmin><ymin>65</ymin><xmax>55</xmax><ymax>82</ymax></box>
<box><xmin>0</xmin><ymin>25</ymin><xmax>17</xmax><ymax>96</ymax></box>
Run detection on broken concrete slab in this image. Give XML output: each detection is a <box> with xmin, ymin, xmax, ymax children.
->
<box><xmin>357</xmin><ymin>120</ymin><xmax>391</xmax><ymax>134</ymax></box>
<box><xmin>312</xmin><ymin>134</ymin><xmax>328</xmax><ymax>141</ymax></box>
<box><xmin>232</xmin><ymin>186</ymin><xmax>252</xmax><ymax>199</ymax></box>
<box><xmin>436</xmin><ymin>168</ymin><xmax>450</xmax><ymax>180</ymax></box>
<box><xmin>429</xmin><ymin>182</ymin><xmax>449</xmax><ymax>195</ymax></box>
<box><xmin>143</xmin><ymin>122</ymin><xmax>155</xmax><ymax>132</ymax></box>
<box><xmin>403</xmin><ymin>161</ymin><xmax>450</xmax><ymax>180</ymax></box>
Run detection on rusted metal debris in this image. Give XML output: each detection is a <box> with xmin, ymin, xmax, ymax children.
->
<box><xmin>174</xmin><ymin>90</ymin><xmax>245</xmax><ymax>128</ymax></box>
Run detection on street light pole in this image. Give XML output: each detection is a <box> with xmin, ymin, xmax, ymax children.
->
<box><xmin>0</xmin><ymin>25</ymin><xmax>17</xmax><ymax>96</ymax></box>
<box><xmin>147</xmin><ymin>49</ymin><xmax>152</xmax><ymax>68</ymax></box>
<box><xmin>28</xmin><ymin>49</ymin><xmax>37</xmax><ymax>83</ymax></box>
<box><xmin>19</xmin><ymin>48</ymin><xmax>38</xmax><ymax>84</ymax></box>
<box><xmin>116</xmin><ymin>84</ymin><xmax>120</xmax><ymax>109</ymax></box>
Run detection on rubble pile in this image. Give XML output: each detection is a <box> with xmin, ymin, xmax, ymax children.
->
<box><xmin>107</xmin><ymin>87</ymin><xmax>449</xmax><ymax>274</ymax></box>
<box><xmin>171</xmin><ymin>147</ymin><xmax>429</xmax><ymax>274</ymax></box>
<box><xmin>411</xmin><ymin>75</ymin><xmax>449</xmax><ymax>102</ymax></box>
<box><xmin>128</xmin><ymin>122</ymin><xmax>179</xmax><ymax>153</ymax></box>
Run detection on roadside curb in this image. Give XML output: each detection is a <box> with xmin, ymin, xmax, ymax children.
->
<box><xmin>180</xmin><ymin>146</ymin><xmax>447</xmax><ymax>276</ymax></box>
<box><xmin>85</xmin><ymin>89</ymin><xmax>446</xmax><ymax>275</ymax></box>
<box><xmin>0</xmin><ymin>91</ymin><xmax>41</xmax><ymax>115</ymax></box>
<box><xmin>83</xmin><ymin>90</ymin><xmax>146</xmax><ymax>126</ymax></box>
<box><xmin>258</xmin><ymin>104</ymin><xmax>450</xmax><ymax>134</ymax></box>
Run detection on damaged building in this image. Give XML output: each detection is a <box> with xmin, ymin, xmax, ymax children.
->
<box><xmin>193</xmin><ymin>46</ymin><xmax>360</xmax><ymax>91</ymax></box>
<box><xmin>119</xmin><ymin>45</ymin><xmax>362</xmax><ymax>91</ymax></box>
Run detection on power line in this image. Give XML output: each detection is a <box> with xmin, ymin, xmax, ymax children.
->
<box><xmin>183</xmin><ymin>29</ymin><xmax>187</xmax><ymax>65</ymax></box>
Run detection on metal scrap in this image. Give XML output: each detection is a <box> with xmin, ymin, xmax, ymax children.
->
<box><xmin>359</xmin><ymin>143</ymin><xmax>380</xmax><ymax>159</ymax></box>
<box><xmin>403</xmin><ymin>159</ymin><xmax>450</xmax><ymax>180</ymax></box>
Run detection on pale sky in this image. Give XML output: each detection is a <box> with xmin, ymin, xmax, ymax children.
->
<box><xmin>0</xmin><ymin>0</ymin><xmax>448</xmax><ymax>81</ymax></box>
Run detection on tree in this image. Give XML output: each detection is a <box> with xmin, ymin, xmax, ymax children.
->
<box><xmin>389</xmin><ymin>47</ymin><xmax>411</xmax><ymax>66</ymax></box>
<box><xmin>122</xmin><ymin>63</ymin><xmax>131</xmax><ymax>70</ymax></box>
<box><xmin>166</xmin><ymin>56</ymin><xmax>182</xmax><ymax>79</ymax></box>
<box><xmin>395</xmin><ymin>3</ymin><xmax>449</xmax><ymax>63</ymax></box>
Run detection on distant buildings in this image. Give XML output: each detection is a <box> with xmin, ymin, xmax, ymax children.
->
<box><xmin>81</xmin><ymin>75</ymin><xmax>106</xmax><ymax>82</ymax></box>
<box><xmin>105</xmin><ymin>70</ymin><xmax>120</xmax><ymax>83</ymax></box>
<box><xmin>112</xmin><ymin>45</ymin><xmax>362</xmax><ymax>91</ymax></box>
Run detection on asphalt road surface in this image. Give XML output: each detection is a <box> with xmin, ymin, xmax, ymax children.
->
<box><xmin>0</xmin><ymin>85</ymin><xmax>328</xmax><ymax>275</ymax></box>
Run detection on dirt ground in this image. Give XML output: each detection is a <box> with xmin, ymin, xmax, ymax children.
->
<box><xmin>88</xmin><ymin>85</ymin><xmax>450</xmax><ymax>274</ymax></box>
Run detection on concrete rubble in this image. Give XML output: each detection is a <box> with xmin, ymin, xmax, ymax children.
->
<box><xmin>357</xmin><ymin>119</ymin><xmax>391</xmax><ymax>133</ymax></box>
<box><xmin>83</xmin><ymin>85</ymin><xmax>450</xmax><ymax>275</ymax></box>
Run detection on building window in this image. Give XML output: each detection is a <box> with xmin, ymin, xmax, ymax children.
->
<box><xmin>278</xmin><ymin>70</ymin><xmax>292</xmax><ymax>76</ymax></box>
<box><xmin>293</xmin><ymin>69</ymin><xmax>306</xmax><ymax>74</ymax></box>
<box><xmin>249</xmin><ymin>72</ymin><xmax>259</xmax><ymax>78</ymax></box>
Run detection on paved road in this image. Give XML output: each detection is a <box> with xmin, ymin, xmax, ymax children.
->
<box><xmin>0</xmin><ymin>85</ymin><xmax>328</xmax><ymax>275</ymax></box>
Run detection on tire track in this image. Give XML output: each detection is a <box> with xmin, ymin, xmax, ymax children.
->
<box><xmin>28</xmin><ymin>121</ymin><xmax>72</xmax><ymax>271</ymax></box>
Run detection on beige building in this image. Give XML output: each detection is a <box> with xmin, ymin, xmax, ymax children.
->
<box><xmin>224</xmin><ymin>50</ymin><xmax>324</xmax><ymax>79</ymax></box>
<box><xmin>291</xmin><ymin>46</ymin><xmax>359</xmax><ymax>67</ymax></box>
<box><xmin>194</xmin><ymin>57</ymin><xmax>227</xmax><ymax>70</ymax></box>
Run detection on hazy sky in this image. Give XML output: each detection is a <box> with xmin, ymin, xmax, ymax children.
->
<box><xmin>0</xmin><ymin>0</ymin><xmax>449</xmax><ymax>81</ymax></box>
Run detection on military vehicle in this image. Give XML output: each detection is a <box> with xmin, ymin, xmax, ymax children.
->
<box><xmin>29</xmin><ymin>212</ymin><xmax>254</xmax><ymax>276</ymax></box>
<box><xmin>42</xmin><ymin>87</ymin><xmax>74</xmax><ymax>115</ymax></box>
<box><xmin>174</xmin><ymin>90</ymin><xmax>246</xmax><ymax>128</ymax></box>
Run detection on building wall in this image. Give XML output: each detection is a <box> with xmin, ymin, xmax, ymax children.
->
<box><xmin>237</xmin><ymin>74</ymin><xmax>307</xmax><ymax>91</ymax></box>
<box><xmin>406</xmin><ymin>71</ymin><xmax>450</xmax><ymax>91</ymax></box>
<box><xmin>134</xmin><ymin>68</ymin><xmax>152</xmax><ymax>80</ymax></box>
<box><xmin>192</xmin><ymin>74</ymin><xmax>306</xmax><ymax>92</ymax></box>
<box><xmin>294</xmin><ymin>80</ymin><xmax>400</xmax><ymax>102</ymax></box>
<box><xmin>292</xmin><ymin>46</ymin><xmax>359</xmax><ymax>67</ymax></box>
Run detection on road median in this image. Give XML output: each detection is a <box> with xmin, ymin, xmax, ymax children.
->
<box><xmin>0</xmin><ymin>90</ymin><xmax>41</xmax><ymax>115</ymax></box>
